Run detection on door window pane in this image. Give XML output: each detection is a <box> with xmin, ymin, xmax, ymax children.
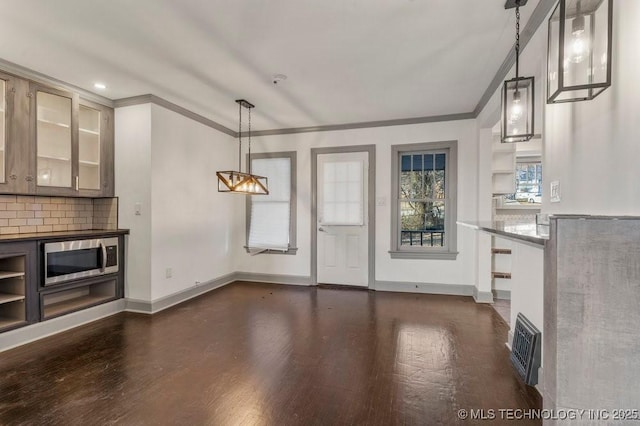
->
<box><xmin>79</xmin><ymin>105</ymin><xmax>101</xmax><ymax>190</ymax></box>
<box><xmin>37</xmin><ymin>91</ymin><xmax>72</xmax><ymax>187</ymax></box>
<box><xmin>322</xmin><ymin>160</ymin><xmax>363</xmax><ymax>225</ymax></box>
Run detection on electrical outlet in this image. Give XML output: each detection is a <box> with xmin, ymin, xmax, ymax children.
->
<box><xmin>165</xmin><ymin>268</ymin><xmax>172</xmax><ymax>278</ymax></box>
<box><xmin>195</xmin><ymin>281</ymin><xmax>201</xmax><ymax>286</ymax></box>
<box><xmin>135</xmin><ymin>202</ymin><xmax>142</xmax><ymax>216</ymax></box>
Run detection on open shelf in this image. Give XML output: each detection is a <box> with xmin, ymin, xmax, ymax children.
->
<box><xmin>0</xmin><ymin>293</ymin><xmax>25</xmax><ymax>304</ymax></box>
<box><xmin>0</xmin><ymin>255</ymin><xmax>26</xmax><ymax>329</ymax></box>
<box><xmin>44</xmin><ymin>294</ymin><xmax>113</xmax><ymax>319</ymax></box>
<box><xmin>0</xmin><ymin>271</ymin><xmax>24</xmax><ymax>280</ymax></box>
<box><xmin>0</xmin><ymin>317</ymin><xmax>27</xmax><ymax>330</ymax></box>
<box><xmin>42</xmin><ymin>278</ymin><xmax>116</xmax><ymax>320</ymax></box>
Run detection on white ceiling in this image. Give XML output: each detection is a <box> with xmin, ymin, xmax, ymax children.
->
<box><xmin>0</xmin><ymin>0</ymin><xmax>538</xmax><ymax>131</ymax></box>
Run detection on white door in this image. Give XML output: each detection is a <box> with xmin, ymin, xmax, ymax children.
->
<box><xmin>317</xmin><ymin>152</ymin><xmax>368</xmax><ymax>287</ymax></box>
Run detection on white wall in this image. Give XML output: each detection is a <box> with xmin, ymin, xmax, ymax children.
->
<box><xmin>115</xmin><ymin>104</ymin><xmax>152</xmax><ymax>301</ymax></box>
<box><xmin>115</xmin><ymin>103</ymin><xmax>238</xmax><ymax>303</ymax></box>
<box><xmin>234</xmin><ymin>119</ymin><xmax>480</xmax><ymax>289</ymax></box>
<box><xmin>150</xmin><ymin>105</ymin><xmax>238</xmax><ymax>300</ymax></box>
<box><xmin>544</xmin><ymin>0</ymin><xmax>640</xmax><ymax>215</ymax></box>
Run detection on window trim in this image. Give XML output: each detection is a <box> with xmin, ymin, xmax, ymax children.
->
<box><xmin>389</xmin><ymin>141</ymin><xmax>458</xmax><ymax>260</ymax></box>
<box><xmin>245</xmin><ymin>151</ymin><xmax>297</xmax><ymax>255</ymax></box>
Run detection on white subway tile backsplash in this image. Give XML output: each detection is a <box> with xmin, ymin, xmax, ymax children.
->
<box><xmin>0</xmin><ymin>196</ymin><xmax>117</xmax><ymax>235</ymax></box>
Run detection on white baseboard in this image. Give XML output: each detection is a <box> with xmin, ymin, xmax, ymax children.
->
<box><xmin>125</xmin><ymin>272</ymin><xmax>236</xmax><ymax>314</ymax></box>
<box><xmin>474</xmin><ymin>288</ymin><xmax>494</xmax><ymax>303</ymax></box>
<box><xmin>234</xmin><ymin>272</ymin><xmax>312</xmax><ymax>286</ymax></box>
<box><xmin>493</xmin><ymin>289</ymin><xmax>511</xmax><ymax>300</ymax></box>
<box><xmin>374</xmin><ymin>280</ymin><xmax>475</xmax><ymax>296</ymax></box>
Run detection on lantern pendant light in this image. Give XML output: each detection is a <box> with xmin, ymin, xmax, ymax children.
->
<box><xmin>547</xmin><ymin>0</ymin><xmax>613</xmax><ymax>103</ymax></box>
<box><xmin>216</xmin><ymin>100</ymin><xmax>269</xmax><ymax>195</ymax></box>
<box><xmin>501</xmin><ymin>0</ymin><xmax>535</xmax><ymax>143</ymax></box>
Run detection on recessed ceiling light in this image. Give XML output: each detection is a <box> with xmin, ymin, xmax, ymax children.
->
<box><xmin>94</xmin><ymin>82</ymin><xmax>107</xmax><ymax>90</ymax></box>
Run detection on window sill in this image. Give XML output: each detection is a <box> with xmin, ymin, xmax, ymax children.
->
<box><xmin>244</xmin><ymin>247</ymin><xmax>298</xmax><ymax>255</ymax></box>
<box><xmin>388</xmin><ymin>250</ymin><xmax>458</xmax><ymax>260</ymax></box>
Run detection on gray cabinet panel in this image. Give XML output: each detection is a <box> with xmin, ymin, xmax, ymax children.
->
<box><xmin>0</xmin><ymin>72</ymin><xmax>32</xmax><ymax>194</ymax></box>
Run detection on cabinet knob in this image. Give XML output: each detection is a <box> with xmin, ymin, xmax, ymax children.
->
<box><xmin>26</xmin><ymin>92</ymin><xmax>33</xmax><ymax>98</ymax></box>
<box><xmin>25</xmin><ymin>175</ymin><xmax>34</xmax><ymax>182</ymax></box>
<box><xmin>9</xmin><ymin>174</ymin><xmax>17</xmax><ymax>180</ymax></box>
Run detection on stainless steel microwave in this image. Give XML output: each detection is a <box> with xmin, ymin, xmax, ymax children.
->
<box><xmin>43</xmin><ymin>237</ymin><xmax>119</xmax><ymax>286</ymax></box>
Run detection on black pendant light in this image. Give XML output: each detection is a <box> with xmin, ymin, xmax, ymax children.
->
<box><xmin>501</xmin><ymin>0</ymin><xmax>535</xmax><ymax>143</ymax></box>
<box><xmin>547</xmin><ymin>0</ymin><xmax>613</xmax><ymax>103</ymax></box>
<box><xmin>216</xmin><ymin>100</ymin><xmax>269</xmax><ymax>195</ymax></box>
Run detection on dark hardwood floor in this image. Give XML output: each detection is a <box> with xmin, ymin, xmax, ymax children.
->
<box><xmin>0</xmin><ymin>282</ymin><xmax>541</xmax><ymax>425</ymax></box>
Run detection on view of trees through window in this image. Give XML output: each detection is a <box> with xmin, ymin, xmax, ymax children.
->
<box><xmin>504</xmin><ymin>161</ymin><xmax>542</xmax><ymax>205</ymax></box>
<box><xmin>399</xmin><ymin>152</ymin><xmax>446</xmax><ymax>247</ymax></box>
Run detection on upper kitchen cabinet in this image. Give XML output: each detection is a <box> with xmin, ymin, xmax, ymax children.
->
<box><xmin>31</xmin><ymin>83</ymin><xmax>78</xmax><ymax>196</ymax></box>
<box><xmin>0</xmin><ymin>72</ymin><xmax>31</xmax><ymax>194</ymax></box>
<box><xmin>0</xmin><ymin>75</ymin><xmax>115</xmax><ymax>198</ymax></box>
<box><xmin>77</xmin><ymin>99</ymin><xmax>114</xmax><ymax>197</ymax></box>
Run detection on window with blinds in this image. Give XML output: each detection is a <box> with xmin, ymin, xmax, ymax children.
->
<box><xmin>247</xmin><ymin>153</ymin><xmax>297</xmax><ymax>254</ymax></box>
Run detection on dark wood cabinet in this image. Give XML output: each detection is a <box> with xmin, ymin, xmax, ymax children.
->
<box><xmin>0</xmin><ymin>70</ymin><xmax>114</xmax><ymax>197</ymax></box>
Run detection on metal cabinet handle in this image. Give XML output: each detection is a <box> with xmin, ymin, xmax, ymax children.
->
<box><xmin>25</xmin><ymin>175</ymin><xmax>33</xmax><ymax>182</ymax></box>
<box><xmin>319</xmin><ymin>227</ymin><xmax>327</xmax><ymax>233</ymax></box>
<box><xmin>100</xmin><ymin>242</ymin><xmax>107</xmax><ymax>271</ymax></box>
<box><xmin>9</xmin><ymin>174</ymin><xmax>17</xmax><ymax>180</ymax></box>
<box><xmin>75</xmin><ymin>176</ymin><xmax>79</xmax><ymax>191</ymax></box>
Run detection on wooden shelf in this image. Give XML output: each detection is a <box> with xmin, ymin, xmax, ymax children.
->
<box><xmin>492</xmin><ymin>272</ymin><xmax>512</xmax><ymax>279</ymax></box>
<box><xmin>79</xmin><ymin>128</ymin><xmax>99</xmax><ymax>136</ymax></box>
<box><xmin>44</xmin><ymin>294</ymin><xmax>113</xmax><ymax>319</ymax></box>
<box><xmin>0</xmin><ymin>294</ymin><xmax>25</xmax><ymax>304</ymax></box>
<box><xmin>0</xmin><ymin>271</ymin><xmax>24</xmax><ymax>280</ymax></box>
<box><xmin>492</xmin><ymin>170</ymin><xmax>515</xmax><ymax>174</ymax></box>
<box><xmin>0</xmin><ymin>317</ymin><xmax>26</xmax><ymax>330</ymax></box>
<box><xmin>37</xmin><ymin>154</ymin><xmax>70</xmax><ymax>162</ymax></box>
<box><xmin>492</xmin><ymin>248</ymin><xmax>512</xmax><ymax>255</ymax></box>
<box><xmin>38</xmin><ymin>118</ymin><xmax>70</xmax><ymax>128</ymax></box>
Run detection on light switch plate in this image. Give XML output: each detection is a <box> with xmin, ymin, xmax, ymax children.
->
<box><xmin>550</xmin><ymin>181</ymin><xmax>561</xmax><ymax>203</ymax></box>
<box><xmin>135</xmin><ymin>202</ymin><xmax>142</xmax><ymax>215</ymax></box>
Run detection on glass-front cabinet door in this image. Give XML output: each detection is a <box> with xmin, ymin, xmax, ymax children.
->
<box><xmin>77</xmin><ymin>99</ymin><xmax>113</xmax><ymax>197</ymax></box>
<box><xmin>32</xmin><ymin>83</ymin><xmax>78</xmax><ymax>196</ymax></box>
<box><xmin>78</xmin><ymin>105</ymin><xmax>100</xmax><ymax>190</ymax></box>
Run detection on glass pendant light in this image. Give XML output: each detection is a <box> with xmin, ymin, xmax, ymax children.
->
<box><xmin>501</xmin><ymin>0</ymin><xmax>535</xmax><ymax>143</ymax></box>
<box><xmin>547</xmin><ymin>0</ymin><xmax>612</xmax><ymax>103</ymax></box>
<box><xmin>216</xmin><ymin>100</ymin><xmax>269</xmax><ymax>195</ymax></box>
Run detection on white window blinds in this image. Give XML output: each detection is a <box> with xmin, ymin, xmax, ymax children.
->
<box><xmin>248</xmin><ymin>157</ymin><xmax>291</xmax><ymax>251</ymax></box>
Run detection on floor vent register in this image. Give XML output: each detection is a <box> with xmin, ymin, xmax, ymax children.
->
<box><xmin>510</xmin><ymin>313</ymin><xmax>541</xmax><ymax>386</ymax></box>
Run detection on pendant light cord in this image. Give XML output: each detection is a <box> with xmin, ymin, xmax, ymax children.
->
<box><xmin>238</xmin><ymin>101</ymin><xmax>242</xmax><ymax>173</ymax></box>
<box><xmin>248</xmin><ymin>106</ymin><xmax>252</xmax><ymax>175</ymax></box>
<box><xmin>514</xmin><ymin>4</ymin><xmax>521</xmax><ymax>93</ymax></box>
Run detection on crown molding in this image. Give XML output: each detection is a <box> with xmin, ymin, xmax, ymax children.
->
<box><xmin>0</xmin><ymin>57</ymin><xmax>114</xmax><ymax>107</ymax></box>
